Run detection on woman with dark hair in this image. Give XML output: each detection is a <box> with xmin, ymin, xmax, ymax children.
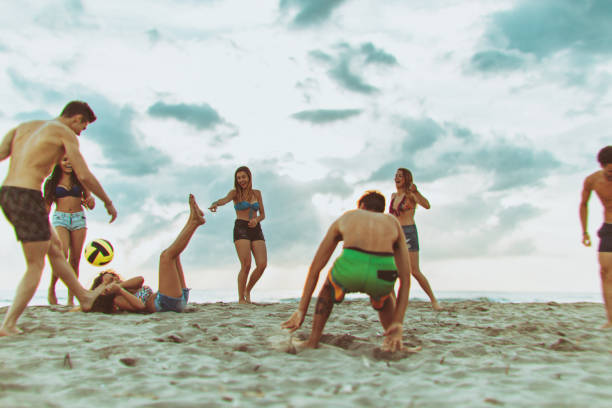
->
<box><xmin>389</xmin><ymin>168</ymin><xmax>441</xmax><ymax>310</ymax></box>
<box><xmin>88</xmin><ymin>195</ymin><xmax>206</xmax><ymax>314</ymax></box>
<box><xmin>43</xmin><ymin>156</ymin><xmax>95</xmax><ymax>305</ymax></box>
<box><xmin>209</xmin><ymin>166</ymin><xmax>267</xmax><ymax>304</ymax></box>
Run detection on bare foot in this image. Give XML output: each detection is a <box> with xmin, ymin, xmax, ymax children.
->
<box><xmin>600</xmin><ymin>322</ymin><xmax>612</xmax><ymax>329</ymax></box>
<box><xmin>188</xmin><ymin>194</ymin><xmax>206</xmax><ymax>225</ymax></box>
<box><xmin>432</xmin><ymin>301</ymin><xmax>443</xmax><ymax>311</ymax></box>
<box><xmin>80</xmin><ymin>283</ymin><xmax>108</xmax><ymax>312</ymax></box>
<box><xmin>238</xmin><ymin>299</ymin><xmax>249</xmax><ymax>304</ymax></box>
<box><xmin>0</xmin><ymin>325</ymin><xmax>23</xmax><ymax>337</ymax></box>
<box><xmin>48</xmin><ymin>288</ymin><xmax>58</xmax><ymax>305</ymax></box>
<box><xmin>245</xmin><ymin>291</ymin><xmax>252</xmax><ymax>304</ymax></box>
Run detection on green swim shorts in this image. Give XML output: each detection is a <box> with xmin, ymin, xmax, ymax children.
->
<box><xmin>328</xmin><ymin>247</ymin><xmax>398</xmax><ymax>309</ymax></box>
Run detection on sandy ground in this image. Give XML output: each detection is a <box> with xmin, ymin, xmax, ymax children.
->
<box><xmin>0</xmin><ymin>300</ymin><xmax>611</xmax><ymax>407</ymax></box>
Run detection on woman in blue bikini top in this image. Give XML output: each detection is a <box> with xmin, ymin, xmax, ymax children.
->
<box><xmin>208</xmin><ymin>166</ymin><xmax>267</xmax><ymax>304</ymax></box>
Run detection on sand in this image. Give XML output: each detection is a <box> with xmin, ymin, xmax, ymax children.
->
<box><xmin>0</xmin><ymin>299</ymin><xmax>611</xmax><ymax>407</ymax></box>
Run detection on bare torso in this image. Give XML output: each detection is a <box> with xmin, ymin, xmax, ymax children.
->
<box><xmin>337</xmin><ymin>210</ymin><xmax>401</xmax><ymax>253</ymax></box>
<box><xmin>3</xmin><ymin>120</ymin><xmax>74</xmax><ymax>191</ymax></box>
<box><xmin>587</xmin><ymin>170</ymin><xmax>612</xmax><ymax>223</ymax></box>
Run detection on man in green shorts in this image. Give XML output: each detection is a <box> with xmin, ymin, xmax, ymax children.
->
<box><xmin>282</xmin><ymin>191</ymin><xmax>412</xmax><ymax>352</ymax></box>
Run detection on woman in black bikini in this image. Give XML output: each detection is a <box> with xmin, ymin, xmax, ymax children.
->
<box><xmin>208</xmin><ymin>166</ymin><xmax>267</xmax><ymax>304</ymax></box>
<box><xmin>389</xmin><ymin>168</ymin><xmax>441</xmax><ymax>310</ymax></box>
<box><xmin>43</xmin><ymin>156</ymin><xmax>95</xmax><ymax>305</ymax></box>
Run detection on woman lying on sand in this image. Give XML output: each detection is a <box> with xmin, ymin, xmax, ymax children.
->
<box><xmin>89</xmin><ymin>194</ymin><xmax>205</xmax><ymax>313</ymax></box>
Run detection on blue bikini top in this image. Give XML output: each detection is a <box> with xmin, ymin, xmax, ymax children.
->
<box><xmin>234</xmin><ymin>200</ymin><xmax>260</xmax><ymax>219</ymax></box>
<box><xmin>55</xmin><ymin>184</ymin><xmax>82</xmax><ymax>199</ymax></box>
<box><xmin>234</xmin><ymin>201</ymin><xmax>260</xmax><ymax>211</ymax></box>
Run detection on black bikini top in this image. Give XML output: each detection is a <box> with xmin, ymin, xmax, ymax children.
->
<box><xmin>55</xmin><ymin>185</ymin><xmax>82</xmax><ymax>199</ymax></box>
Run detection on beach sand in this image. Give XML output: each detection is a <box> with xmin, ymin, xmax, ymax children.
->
<box><xmin>0</xmin><ymin>300</ymin><xmax>611</xmax><ymax>407</ymax></box>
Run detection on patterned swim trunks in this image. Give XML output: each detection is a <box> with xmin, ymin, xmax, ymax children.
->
<box><xmin>0</xmin><ymin>186</ymin><xmax>51</xmax><ymax>242</ymax></box>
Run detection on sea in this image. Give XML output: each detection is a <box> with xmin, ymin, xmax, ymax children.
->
<box><xmin>0</xmin><ymin>289</ymin><xmax>603</xmax><ymax>308</ymax></box>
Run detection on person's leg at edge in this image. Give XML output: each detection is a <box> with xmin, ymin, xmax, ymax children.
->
<box><xmin>48</xmin><ymin>226</ymin><xmax>70</xmax><ymax>305</ymax></box>
<box><xmin>234</xmin><ymin>240</ymin><xmax>252</xmax><ymax>304</ymax></box>
<box><xmin>409</xmin><ymin>251</ymin><xmax>442</xmax><ymax>311</ymax></box>
<box><xmin>245</xmin><ymin>240</ymin><xmax>267</xmax><ymax>303</ymax></box>
<box><xmin>599</xmin><ymin>252</ymin><xmax>612</xmax><ymax>329</ymax></box>
<box><xmin>0</xmin><ymin>241</ymin><xmax>49</xmax><ymax>336</ymax></box>
<box><xmin>46</xmin><ymin>227</ymin><xmax>103</xmax><ymax>312</ymax></box>
<box><xmin>305</xmin><ymin>281</ymin><xmax>335</xmax><ymax>348</ymax></box>
<box><xmin>67</xmin><ymin>227</ymin><xmax>87</xmax><ymax>306</ymax></box>
<box><xmin>158</xmin><ymin>194</ymin><xmax>205</xmax><ymax>298</ymax></box>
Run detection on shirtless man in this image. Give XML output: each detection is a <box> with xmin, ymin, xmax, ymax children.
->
<box><xmin>0</xmin><ymin>101</ymin><xmax>117</xmax><ymax>336</ymax></box>
<box><xmin>580</xmin><ymin>145</ymin><xmax>612</xmax><ymax>329</ymax></box>
<box><xmin>282</xmin><ymin>190</ymin><xmax>412</xmax><ymax>352</ymax></box>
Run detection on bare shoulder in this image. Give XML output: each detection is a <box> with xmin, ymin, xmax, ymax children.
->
<box><xmin>253</xmin><ymin>189</ymin><xmax>262</xmax><ymax>196</ymax></box>
<box><xmin>584</xmin><ymin>171</ymin><xmax>601</xmax><ymax>187</ymax></box>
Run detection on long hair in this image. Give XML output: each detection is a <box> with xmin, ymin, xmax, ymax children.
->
<box><xmin>89</xmin><ymin>270</ymin><xmax>122</xmax><ymax>314</ymax></box>
<box><xmin>234</xmin><ymin>166</ymin><xmax>253</xmax><ymax>202</ymax></box>
<box><xmin>43</xmin><ymin>163</ymin><xmax>85</xmax><ymax>208</ymax></box>
<box><xmin>397</xmin><ymin>168</ymin><xmax>413</xmax><ymax>193</ymax></box>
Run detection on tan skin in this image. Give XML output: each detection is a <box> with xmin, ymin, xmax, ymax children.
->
<box><xmin>100</xmin><ymin>195</ymin><xmax>205</xmax><ymax>313</ymax></box>
<box><xmin>208</xmin><ymin>171</ymin><xmax>267</xmax><ymax>304</ymax></box>
<box><xmin>0</xmin><ymin>114</ymin><xmax>116</xmax><ymax>337</ymax></box>
<box><xmin>47</xmin><ymin>156</ymin><xmax>96</xmax><ymax>306</ymax></box>
<box><xmin>579</xmin><ymin>162</ymin><xmax>612</xmax><ymax>329</ymax></box>
<box><xmin>391</xmin><ymin>169</ymin><xmax>441</xmax><ymax>311</ymax></box>
<box><xmin>281</xmin><ymin>206</ymin><xmax>413</xmax><ymax>352</ymax></box>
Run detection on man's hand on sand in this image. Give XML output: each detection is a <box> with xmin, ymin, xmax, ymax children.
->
<box><xmin>281</xmin><ymin>310</ymin><xmax>305</xmax><ymax>332</ymax></box>
<box><xmin>582</xmin><ymin>232</ymin><xmax>591</xmax><ymax>247</ymax></box>
<box><xmin>105</xmin><ymin>202</ymin><xmax>117</xmax><ymax>223</ymax></box>
<box><xmin>382</xmin><ymin>322</ymin><xmax>403</xmax><ymax>352</ymax></box>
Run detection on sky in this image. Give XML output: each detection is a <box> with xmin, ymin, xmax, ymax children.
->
<box><xmin>0</xmin><ymin>0</ymin><xmax>610</xmax><ymax>300</ymax></box>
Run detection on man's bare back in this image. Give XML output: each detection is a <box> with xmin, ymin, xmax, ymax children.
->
<box><xmin>337</xmin><ymin>209</ymin><xmax>402</xmax><ymax>253</ymax></box>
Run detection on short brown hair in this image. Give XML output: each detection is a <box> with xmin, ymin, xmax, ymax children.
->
<box><xmin>358</xmin><ymin>190</ymin><xmax>386</xmax><ymax>212</ymax></box>
<box><xmin>60</xmin><ymin>101</ymin><xmax>97</xmax><ymax>123</ymax></box>
<box><xmin>597</xmin><ymin>146</ymin><xmax>612</xmax><ymax>166</ymax></box>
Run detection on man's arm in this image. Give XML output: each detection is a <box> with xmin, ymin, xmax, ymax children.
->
<box><xmin>282</xmin><ymin>219</ymin><xmax>342</xmax><ymax>331</ymax></box>
<box><xmin>0</xmin><ymin>128</ymin><xmax>16</xmax><ymax>161</ymax></box>
<box><xmin>580</xmin><ymin>176</ymin><xmax>593</xmax><ymax>246</ymax></box>
<box><xmin>62</xmin><ymin>133</ymin><xmax>117</xmax><ymax>222</ymax></box>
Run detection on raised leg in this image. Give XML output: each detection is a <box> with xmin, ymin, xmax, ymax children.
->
<box><xmin>409</xmin><ymin>251</ymin><xmax>442</xmax><ymax>310</ymax></box>
<box><xmin>0</xmin><ymin>241</ymin><xmax>49</xmax><ymax>336</ymax></box>
<box><xmin>46</xmin><ymin>227</ymin><xmax>97</xmax><ymax>311</ymax></box>
<box><xmin>599</xmin><ymin>252</ymin><xmax>612</xmax><ymax>329</ymax></box>
<box><xmin>305</xmin><ymin>281</ymin><xmax>335</xmax><ymax>348</ymax></box>
<box><xmin>234</xmin><ymin>240</ymin><xmax>252</xmax><ymax>304</ymax></box>
<box><xmin>245</xmin><ymin>240</ymin><xmax>267</xmax><ymax>303</ymax></box>
<box><xmin>158</xmin><ymin>194</ymin><xmax>205</xmax><ymax>297</ymax></box>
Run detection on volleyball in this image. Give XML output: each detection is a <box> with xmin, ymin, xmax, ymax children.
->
<box><xmin>84</xmin><ymin>239</ymin><xmax>114</xmax><ymax>266</ymax></box>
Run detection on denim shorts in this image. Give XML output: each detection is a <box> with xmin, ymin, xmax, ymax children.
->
<box><xmin>51</xmin><ymin>211</ymin><xmax>87</xmax><ymax>231</ymax></box>
<box><xmin>402</xmin><ymin>224</ymin><xmax>419</xmax><ymax>252</ymax></box>
<box><xmin>154</xmin><ymin>288</ymin><xmax>190</xmax><ymax>312</ymax></box>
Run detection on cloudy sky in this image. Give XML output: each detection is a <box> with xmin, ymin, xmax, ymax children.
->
<box><xmin>0</xmin><ymin>0</ymin><xmax>610</xmax><ymax>299</ymax></box>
